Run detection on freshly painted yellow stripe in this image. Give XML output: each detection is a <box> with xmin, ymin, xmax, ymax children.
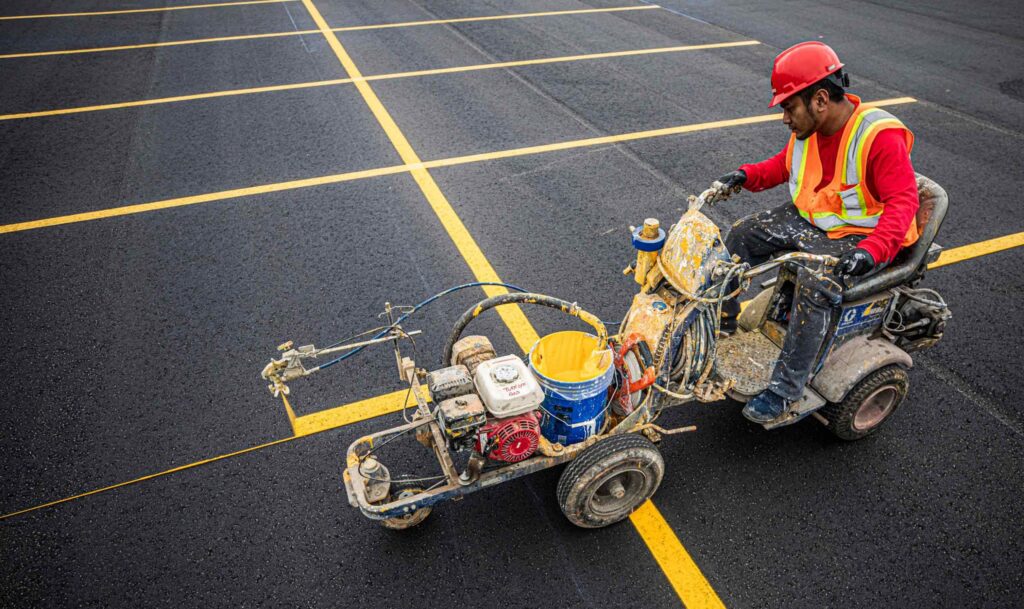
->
<box><xmin>0</xmin><ymin>79</ymin><xmax>353</xmax><ymax>121</ymax></box>
<box><xmin>0</xmin><ymin>30</ymin><xmax>321</xmax><ymax>60</ymax></box>
<box><xmin>333</xmin><ymin>5</ymin><xmax>659</xmax><ymax>33</ymax></box>
<box><xmin>0</xmin><ymin>436</ymin><xmax>298</xmax><ymax>520</ymax></box>
<box><xmin>0</xmin><ymin>98</ymin><xmax>915</xmax><ymax>234</ymax></box>
<box><xmin>292</xmin><ymin>388</ymin><xmax>430</xmax><ymax>436</ymax></box>
<box><xmin>0</xmin><ymin>164</ymin><xmax>411</xmax><ymax>234</ymax></box>
<box><xmin>0</xmin><ymin>41</ymin><xmax>759</xmax><ymax>122</ymax></box>
<box><xmin>302</xmin><ymin>2</ymin><xmax>715</xmax><ymax>602</ymax></box>
<box><xmin>0</xmin><ymin>6</ymin><xmax>659</xmax><ymax>59</ymax></box>
<box><xmin>298</xmin><ymin>0</ymin><xmax>539</xmax><ymax>352</ymax></box>
<box><xmin>631</xmin><ymin>501</ymin><xmax>727</xmax><ymax>609</ymax></box>
<box><xmin>3</xmin><ymin>233</ymin><xmax>1019</xmax><ymax>519</ymax></box>
<box><xmin>928</xmin><ymin>231</ymin><xmax>1024</xmax><ymax>269</ymax></box>
<box><xmin>0</xmin><ymin>0</ymin><xmax>295</xmax><ymax>20</ymax></box>
<box><xmin>422</xmin><ymin>97</ymin><xmax>917</xmax><ymax>171</ymax></box>
<box><xmin>0</xmin><ymin>388</ymin><xmax>427</xmax><ymax>519</ymax></box>
<box><xmin>359</xmin><ymin>40</ymin><xmax>760</xmax><ymax>83</ymax></box>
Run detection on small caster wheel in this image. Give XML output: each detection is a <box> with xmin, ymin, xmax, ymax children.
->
<box><xmin>380</xmin><ymin>488</ymin><xmax>432</xmax><ymax>530</ymax></box>
<box><xmin>821</xmin><ymin>365</ymin><xmax>909</xmax><ymax>441</ymax></box>
<box><xmin>556</xmin><ymin>433</ymin><xmax>664</xmax><ymax>528</ymax></box>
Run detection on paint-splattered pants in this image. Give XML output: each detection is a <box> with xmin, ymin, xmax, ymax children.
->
<box><xmin>723</xmin><ymin>203</ymin><xmax>862</xmax><ymax>401</ymax></box>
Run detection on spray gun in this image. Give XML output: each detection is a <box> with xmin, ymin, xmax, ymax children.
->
<box><xmin>261</xmin><ymin>327</ymin><xmax>422</xmax><ymax>397</ymax></box>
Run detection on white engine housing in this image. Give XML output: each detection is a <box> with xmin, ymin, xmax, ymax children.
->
<box><xmin>473</xmin><ymin>355</ymin><xmax>545</xmax><ymax>418</ymax></box>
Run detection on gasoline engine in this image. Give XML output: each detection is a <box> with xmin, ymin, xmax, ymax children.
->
<box><xmin>426</xmin><ymin>335</ymin><xmax>545</xmax><ymax>464</ymax></box>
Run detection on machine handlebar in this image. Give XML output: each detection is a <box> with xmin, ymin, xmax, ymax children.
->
<box><xmin>740</xmin><ymin>252</ymin><xmax>839</xmax><ymax>280</ymax></box>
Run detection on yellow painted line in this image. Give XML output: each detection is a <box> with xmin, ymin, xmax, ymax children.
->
<box><xmin>631</xmin><ymin>501</ymin><xmax>727</xmax><ymax>609</ymax></box>
<box><xmin>3</xmin><ymin>232</ymin><xmax>1019</xmax><ymax>520</ymax></box>
<box><xmin>0</xmin><ymin>0</ymin><xmax>296</xmax><ymax>20</ymax></box>
<box><xmin>292</xmin><ymin>388</ymin><xmax>431</xmax><ymax>436</ymax></box>
<box><xmin>0</xmin><ymin>98</ymin><xmax>914</xmax><ymax>235</ymax></box>
<box><xmin>928</xmin><ymin>231</ymin><xmax>1024</xmax><ymax>269</ymax></box>
<box><xmin>0</xmin><ymin>388</ymin><xmax>427</xmax><ymax>520</ymax></box>
<box><xmin>0</xmin><ymin>40</ymin><xmax>758</xmax><ymax>122</ymax></box>
<box><xmin>0</xmin><ymin>79</ymin><xmax>353</xmax><ymax>121</ymax></box>
<box><xmin>0</xmin><ymin>6</ymin><xmax>659</xmax><ymax>59</ymax></box>
<box><xmin>359</xmin><ymin>40</ymin><xmax>760</xmax><ymax>83</ymax></box>
<box><xmin>423</xmin><ymin>97</ymin><xmax>917</xmax><ymax>170</ymax></box>
<box><xmin>0</xmin><ymin>30</ymin><xmax>322</xmax><ymax>60</ymax></box>
<box><xmin>302</xmin><ymin>0</ymin><xmax>717</xmax><ymax>604</ymax></box>
<box><xmin>0</xmin><ymin>436</ymin><xmax>299</xmax><ymax>520</ymax></box>
<box><xmin>0</xmin><ymin>164</ymin><xmax>410</xmax><ymax>234</ymax></box>
<box><xmin>298</xmin><ymin>0</ymin><xmax>538</xmax><ymax>352</ymax></box>
<box><xmin>334</xmin><ymin>5</ymin><xmax>659</xmax><ymax>33</ymax></box>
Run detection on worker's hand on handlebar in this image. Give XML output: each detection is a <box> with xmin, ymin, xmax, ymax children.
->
<box><xmin>708</xmin><ymin>169</ymin><xmax>746</xmax><ymax>204</ymax></box>
<box><xmin>837</xmin><ymin>248</ymin><xmax>875</xmax><ymax>277</ymax></box>
<box><xmin>716</xmin><ymin>169</ymin><xmax>747</xmax><ymax>191</ymax></box>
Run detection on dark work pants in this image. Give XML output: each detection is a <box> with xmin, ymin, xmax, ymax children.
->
<box><xmin>723</xmin><ymin>204</ymin><xmax>861</xmax><ymax>401</ymax></box>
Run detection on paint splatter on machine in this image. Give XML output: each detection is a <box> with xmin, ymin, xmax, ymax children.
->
<box><xmin>260</xmin><ymin>176</ymin><xmax>951</xmax><ymax>529</ymax></box>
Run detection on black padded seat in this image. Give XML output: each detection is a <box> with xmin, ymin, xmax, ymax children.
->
<box><xmin>842</xmin><ymin>174</ymin><xmax>948</xmax><ymax>302</ymax></box>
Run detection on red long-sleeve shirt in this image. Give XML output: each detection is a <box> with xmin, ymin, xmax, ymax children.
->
<box><xmin>739</xmin><ymin>127</ymin><xmax>919</xmax><ymax>263</ymax></box>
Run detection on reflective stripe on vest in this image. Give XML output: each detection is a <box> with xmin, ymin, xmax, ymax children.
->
<box><xmin>786</xmin><ymin>97</ymin><xmax>912</xmax><ymax>234</ymax></box>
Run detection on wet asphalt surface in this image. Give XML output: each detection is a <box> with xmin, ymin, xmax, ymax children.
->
<box><xmin>1</xmin><ymin>1</ymin><xmax>1022</xmax><ymax>607</ymax></box>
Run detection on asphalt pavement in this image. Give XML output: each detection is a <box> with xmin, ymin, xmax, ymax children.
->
<box><xmin>1</xmin><ymin>1</ymin><xmax>1022</xmax><ymax>608</ymax></box>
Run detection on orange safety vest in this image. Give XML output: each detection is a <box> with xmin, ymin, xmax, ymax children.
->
<box><xmin>785</xmin><ymin>94</ymin><xmax>918</xmax><ymax>245</ymax></box>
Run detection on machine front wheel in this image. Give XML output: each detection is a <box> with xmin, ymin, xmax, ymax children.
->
<box><xmin>556</xmin><ymin>434</ymin><xmax>664</xmax><ymax>529</ymax></box>
<box><xmin>380</xmin><ymin>488</ymin><xmax>432</xmax><ymax>530</ymax></box>
<box><xmin>821</xmin><ymin>365</ymin><xmax>909</xmax><ymax>441</ymax></box>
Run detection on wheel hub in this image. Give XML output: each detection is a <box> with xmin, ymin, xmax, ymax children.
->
<box><xmin>853</xmin><ymin>385</ymin><xmax>898</xmax><ymax>431</ymax></box>
<box><xmin>589</xmin><ymin>469</ymin><xmax>646</xmax><ymax>515</ymax></box>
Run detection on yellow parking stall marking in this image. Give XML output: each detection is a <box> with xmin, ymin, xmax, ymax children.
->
<box><xmin>1</xmin><ymin>227</ymin><xmax>1019</xmax><ymax>523</ymax></box>
<box><xmin>0</xmin><ymin>30</ymin><xmax>322</xmax><ymax>60</ymax></box>
<box><xmin>0</xmin><ymin>436</ymin><xmax>299</xmax><ymax>521</ymax></box>
<box><xmin>292</xmin><ymin>388</ymin><xmax>430</xmax><ymax>436</ymax></box>
<box><xmin>0</xmin><ymin>388</ymin><xmax>429</xmax><ymax>520</ymax></box>
<box><xmin>299</xmin><ymin>0</ymin><xmax>716</xmax><ymax>602</ymax></box>
<box><xmin>0</xmin><ymin>79</ymin><xmax>353</xmax><ymax>121</ymax></box>
<box><xmin>334</xmin><ymin>5</ymin><xmax>659</xmax><ymax>33</ymax></box>
<box><xmin>0</xmin><ymin>5</ymin><xmax>659</xmax><ymax>59</ymax></box>
<box><xmin>298</xmin><ymin>0</ymin><xmax>538</xmax><ymax>351</ymax></box>
<box><xmin>422</xmin><ymin>97</ymin><xmax>917</xmax><ymax>170</ymax></box>
<box><xmin>631</xmin><ymin>501</ymin><xmax>727</xmax><ymax>609</ymax></box>
<box><xmin>928</xmin><ymin>231</ymin><xmax>1024</xmax><ymax>269</ymax></box>
<box><xmin>0</xmin><ymin>97</ymin><xmax>913</xmax><ymax>235</ymax></box>
<box><xmin>0</xmin><ymin>0</ymin><xmax>296</xmax><ymax>20</ymax></box>
<box><xmin>0</xmin><ymin>164</ymin><xmax>410</xmax><ymax>234</ymax></box>
<box><xmin>0</xmin><ymin>41</ymin><xmax>758</xmax><ymax>122</ymax></box>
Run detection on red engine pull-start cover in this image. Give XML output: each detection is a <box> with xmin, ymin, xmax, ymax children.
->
<box><xmin>475</xmin><ymin>411</ymin><xmax>542</xmax><ymax>463</ymax></box>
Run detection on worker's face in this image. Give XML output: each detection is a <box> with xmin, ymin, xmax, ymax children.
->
<box><xmin>781</xmin><ymin>90</ymin><xmax>827</xmax><ymax>140</ymax></box>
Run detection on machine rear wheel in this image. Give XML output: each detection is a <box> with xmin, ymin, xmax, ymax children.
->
<box><xmin>821</xmin><ymin>365</ymin><xmax>909</xmax><ymax>441</ymax></box>
<box><xmin>557</xmin><ymin>434</ymin><xmax>664</xmax><ymax>528</ymax></box>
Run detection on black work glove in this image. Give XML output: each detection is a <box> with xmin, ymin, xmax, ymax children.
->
<box><xmin>716</xmin><ymin>169</ymin><xmax>747</xmax><ymax>190</ymax></box>
<box><xmin>837</xmin><ymin>247</ymin><xmax>875</xmax><ymax>277</ymax></box>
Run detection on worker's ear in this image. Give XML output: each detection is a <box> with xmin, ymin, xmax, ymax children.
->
<box><xmin>811</xmin><ymin>88</ymin><xmax>830</xmax><ymax>114</ymax></box>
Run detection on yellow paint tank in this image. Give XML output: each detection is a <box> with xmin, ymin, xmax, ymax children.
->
<box><xmin>657</xmin><ymin>208</ymin><xmax>730</xmax><ymax>296</ymax></box>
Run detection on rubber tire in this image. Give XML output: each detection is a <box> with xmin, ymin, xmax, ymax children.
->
<box><xmin>821</xmin><ymin>365</ymin><xmax>909</xmax><ymax>441</ymax></box>
<box><xmin>380</xmin><ymin>488</ymin><xmax>432</xmax><ymax>530</ymax></box>
<box><xmin>556</xmin><ymin>434</ymin><xmax>664</xmax><ymax>529</ymax></box>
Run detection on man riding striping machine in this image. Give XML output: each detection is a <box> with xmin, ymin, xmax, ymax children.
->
<box><xmin>260</xmin><ymin>42</ymin><xmax>952</xmax><ymax>529</ymax></box>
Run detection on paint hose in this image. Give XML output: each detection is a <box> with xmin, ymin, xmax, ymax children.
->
<box><xmin>441</xmin><ymin>293</ymin><xmax>607</xmax><ymax>365</ymax></box>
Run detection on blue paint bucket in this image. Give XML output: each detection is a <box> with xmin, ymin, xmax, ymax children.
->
<box><xmin>529</xmin><ymin>331</ymin><xmax>614</xmax><ymax>445</ymax></box>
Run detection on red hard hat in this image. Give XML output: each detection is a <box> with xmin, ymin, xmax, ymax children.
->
<box><xmin>769</xmin><ymin>41</ymin><xmax>844</xmax><ymax>107</ymax></box>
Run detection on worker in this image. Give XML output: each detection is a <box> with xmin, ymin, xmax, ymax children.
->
<box><xmin>714</xmin><ymin>41</ymin><xmax>919</xmax><ymax>424</ymax></box>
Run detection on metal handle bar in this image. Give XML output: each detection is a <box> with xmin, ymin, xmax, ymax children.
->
<box><xmin>740</xmin><ymin>252</ymin><xmax>839</xmax><ymax>280</ymax></box>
